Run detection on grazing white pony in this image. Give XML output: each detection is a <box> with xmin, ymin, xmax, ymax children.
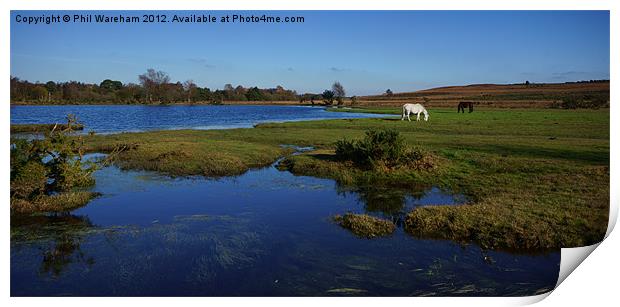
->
<box><xmin>401</xmin><ymin>103</ymin><xmax>429</xmax><ymax>121</ymax></box>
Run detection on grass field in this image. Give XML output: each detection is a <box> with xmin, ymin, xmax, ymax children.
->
<box><xmin>82</xmin><ymin>107</ymin><xmax>609</xmax><ymax>250</ymax></box>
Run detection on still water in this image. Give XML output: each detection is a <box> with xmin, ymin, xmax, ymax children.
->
<box><xmin>10</xmin><ymin>106</ymin><xmax>559</xmax><ymax>296</ymax></box>
<box><xmin>11</xmin><ymin>158</ymin><xmax>559</xmax><ymax>296</ymax></box>
<box><xmin>10</xmin><ymin>105</ymin><xmax>387</xmax><ymax>133</ymax></box>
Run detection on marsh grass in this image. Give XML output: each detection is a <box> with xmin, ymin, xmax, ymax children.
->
<box><xmin>11</xmin><ymin>123</ymin><xmax>84</xmax><ymax>133</ymax></box>
<box><xmin>274</xmin><ymin>109</ymin><xmax>609</xmax><ymax>249</ymax></box>
<box><xmin>84</xmin><ymin>130</ymin><xmax>290</xmax><ymax>177</ymax></box>
<box><xmin>75</xmin><ymin>108</ymin><xmax>609</xmax><ymax>249</ymax></box>
<box><xmin>10</xmin><ymin>192</ymin><xmax>101</xmax><ymax>215</ymax></box>
<box><xmin>334</xmin><ymin>213</ymin><xmax>396</xmax><ymax>238</ymax></box>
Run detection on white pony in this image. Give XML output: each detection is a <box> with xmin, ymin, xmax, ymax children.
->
<box><xmin>401</xmin><ymin>103</ymin><xmax>429</xmax><ymax>121</ymax></box>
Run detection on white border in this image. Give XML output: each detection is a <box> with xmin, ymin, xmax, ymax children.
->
<box><xmin>2</xmin><ymin>1</ymin><xmax>617</xmax><ymax>306</ymax></box>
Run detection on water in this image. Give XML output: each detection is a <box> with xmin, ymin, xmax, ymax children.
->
<box><xmin>10</xmin><ymin>106</ymin><xmax>559</xmax><ymax>296</ymax></box>
<box><xmin>10</xmin><ymin>105</ymin><xmax>387</xmax><ymax>134</ymax></box>
<box><xmin>10</xmin><ymin>160</ymin><xmax>560</xmax><ymax>296</ymax></box>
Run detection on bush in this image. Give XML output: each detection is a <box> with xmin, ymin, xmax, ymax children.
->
<box><xmin>560</xmin><ymin>94</ymin><xmax>609</xmax><ymax>109</ymax></box>
<box><xmin>10</xmin><ymin>161</ymin><xmax>48</xmax><ymax>199</ymax></box>
<box><xmin>334</xmin><ymin>138</ymin><xmax>358</xmax><ymax>161</ymax></box>
<box><xmin>10</xmin><ymin>114</ymin><xmax>99</xmax><ymax>214</ymax></box>
<box><xmin>335</xmin><ymin>129</ymin><xmax>431</xmax><ymax>170</ymax></box>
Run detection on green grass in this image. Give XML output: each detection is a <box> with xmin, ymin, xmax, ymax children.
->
<box><xmin>10</xmin><ymin>192</ymin><xmax>100</xmax><ymax>215</ymax></box>
<box><xmin>333</xmin><ymin>213</ymin><xmax>396</xmax><ymax>238</ymax></box>
<box><xmin>84</xmin><ymin>130</ymin><xmax>291</xmax><ymax>177</ymax></box>
<box><xmin>78</xmin><ymin>108</ymin><xmax>609</xmax><ymax>249</ymax></box>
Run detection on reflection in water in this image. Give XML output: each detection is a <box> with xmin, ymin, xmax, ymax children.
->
<box><xmin>11</xmin><ymin>214</ymin><xmax>95</xmax><ymax>278</ymax></box>
<box><xmin>357</xmin><ymin>187</ymin><xmax>409</xmax><ymax>216</ymax></box>
<box><xmin>336</xmin><ymin>183</ymin><xmax>456</xmax><ymax>227</ymax></box>
<box><xmin>11</xmin><ymin>164</ymin><xmax>559</xmax><ymax>296</ymax></box>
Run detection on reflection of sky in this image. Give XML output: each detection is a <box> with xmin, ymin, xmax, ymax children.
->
<box><xmin>11</xmin><ymin>162</ymin><xmax>560</xmax><ymax>296</ymax></box>
<box><xmin>76</xmin><ymin>163</ymin><xmax>464</xmax><ymax>226</ymax></box>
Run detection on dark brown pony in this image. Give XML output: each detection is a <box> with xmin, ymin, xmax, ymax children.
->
<box><xmin>457</xmin><ymin>101</ymin><xmax>474</xmax><ymax>113</ymax></box>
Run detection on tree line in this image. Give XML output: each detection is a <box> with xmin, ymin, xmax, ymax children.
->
<box><xmin>10</xmin><ymin>68</ymin><xmax>303</xmax><ymax>104</ymax></box>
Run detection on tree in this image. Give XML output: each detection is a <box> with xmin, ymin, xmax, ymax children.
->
<box><xmin>9</xmin><ymin>75</ymin><xmax>315</xmax><ymax>105</ymax></box>
<box><xmin>183</xmin><ymin>80</ymin><xmax>197</xmax><ymax>103</ymax></box>
<box><xmin>385</xmin><ymin>89</ymin><xmax>393</xmax><ymax>97</ymax></box>
<box><xmin>311</xmin><ymin>95</ymin><xmax>320</xmax><ymax>105</ymax></box>
<box><xmin>159</xmin><ymin>82</ymin><xmax>184</xmax><ymax>104</ymax></box>
<box><xmin>234</xmin><ymin>85</ymin><xmax>248</xmax><ymax>101</ymax></box>
<box><xmin>32</xmin><ymin>86</ymin><xmax>48</xmax><ymax>102</ymax></box>
<box><xmin>332</xmin><ymin>82</ymin><xmax>346</xmax><ymax>105</ymax></box>
<box><xmin>45</xmin><ymin>81</ymin><xmax>57</xmax><ymax>102</ymax></box>
<box><xmin>322</xmin><ymin>90</ymin><xmax>335</xmax><ymax>105</ymax></box>
<box><xmin>100</xmin><ymin>79</ymin><xmax>123</xmax><ymax>92</ymax></box>
<box><xmin>117</xmin><ymin>83</ymin><xmax>143</xmax><ymax>103</ymax></box>
<box><xmin>62</xmin><ymin>82</ymin><xmax>80</xmax><ymax>101</ymax></box>
<box><xmin>245</xmin><ymin>87</ymin><xmax>264</xmax><ymax>101</ymax></box>
<box><xmin>139</xmin><ymin>69</ymin><xmax>170</xmax><ymax>103</ymax></box>
<box><xmin>299</xmin><ymin>93</ymin><xmax>319</xmax><ymax>104</ymax></box>
<box><xmin>194</xmin><ymin>87</ymin><xmax>212</xmax><ymax>102</ymax></box>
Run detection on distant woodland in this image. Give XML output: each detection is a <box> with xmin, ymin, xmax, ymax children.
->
<box><xmin>10</xmin><ymin>69</ymin><xmax>301</xmax><ymax>105</ymax></box>
<box><xmin>10</xmin><ymin>68</ymin><xmax>609</xmax><ymax>109</ymax></box>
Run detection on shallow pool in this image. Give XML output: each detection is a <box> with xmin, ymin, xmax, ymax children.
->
<box><xmin>10</xmin><ymin>160</ymin><xmax>559</xmax><ymax>296</ymax></box>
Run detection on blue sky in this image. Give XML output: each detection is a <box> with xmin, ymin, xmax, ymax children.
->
<box><xmin>11</xmin><ymin>11</ymin><xmax>610</xmax><ymax>95</ymax></box>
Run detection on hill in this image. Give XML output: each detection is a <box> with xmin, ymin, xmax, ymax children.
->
<box><xmin>356</xmin><ymin>81</ymin><xmax>610</xmax><ymax>108</ymax></box>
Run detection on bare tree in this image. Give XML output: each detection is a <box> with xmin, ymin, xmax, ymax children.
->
<box><xmin>183</xmin><ymin>80</ymin><xmax>197</xmax><ymax>103</ymax></box>
<box><xmin>139</xmin><ymin>69</ymin><xmax>170</xmax><ymax>103</ymax></box>
<box><xmin>332</xmin><ymin>81</ymin><xmax>346</xmax><ymax>105</ymax></box>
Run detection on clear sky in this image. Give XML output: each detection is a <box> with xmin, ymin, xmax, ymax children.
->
<box><xmin>10</xmin><ymin>10</ymin><xmax>610</xmax><ymax>95</ymax></box>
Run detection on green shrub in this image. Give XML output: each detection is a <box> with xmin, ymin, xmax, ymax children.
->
<box><xmin>10</xmin><ymin>161</ymin><xmax>48</xmax><ymax>199</ymax></box>
<box><xmin>10</xmin><ymin>114</ymin><xmax>99</xmax><ymax>214</ymax></box>
<box><xmin>335</xmin><ymin>129</ymin><xmax>431</xmax><ymax>170</ymax></box>
<box><xmin>560</xmin><ymin>94</ymin><xmax>609</xmax><ymax>109</ymax></box>
<box><xmin>334</xmin><ymin>138</ymin><xmax>358</xmax><ymax>161</ymax></box>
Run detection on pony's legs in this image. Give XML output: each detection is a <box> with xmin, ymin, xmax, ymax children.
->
<box><xmin>407</xmin><ymin>111</ymin><xmax>411</xmax><ymax>121</ymax></box>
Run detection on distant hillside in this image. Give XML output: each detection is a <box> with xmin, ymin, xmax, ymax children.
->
<box><xmin>357</xmin><ymin>81</ymin><xmax>610</xmax><ymax>108</ymax></box>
